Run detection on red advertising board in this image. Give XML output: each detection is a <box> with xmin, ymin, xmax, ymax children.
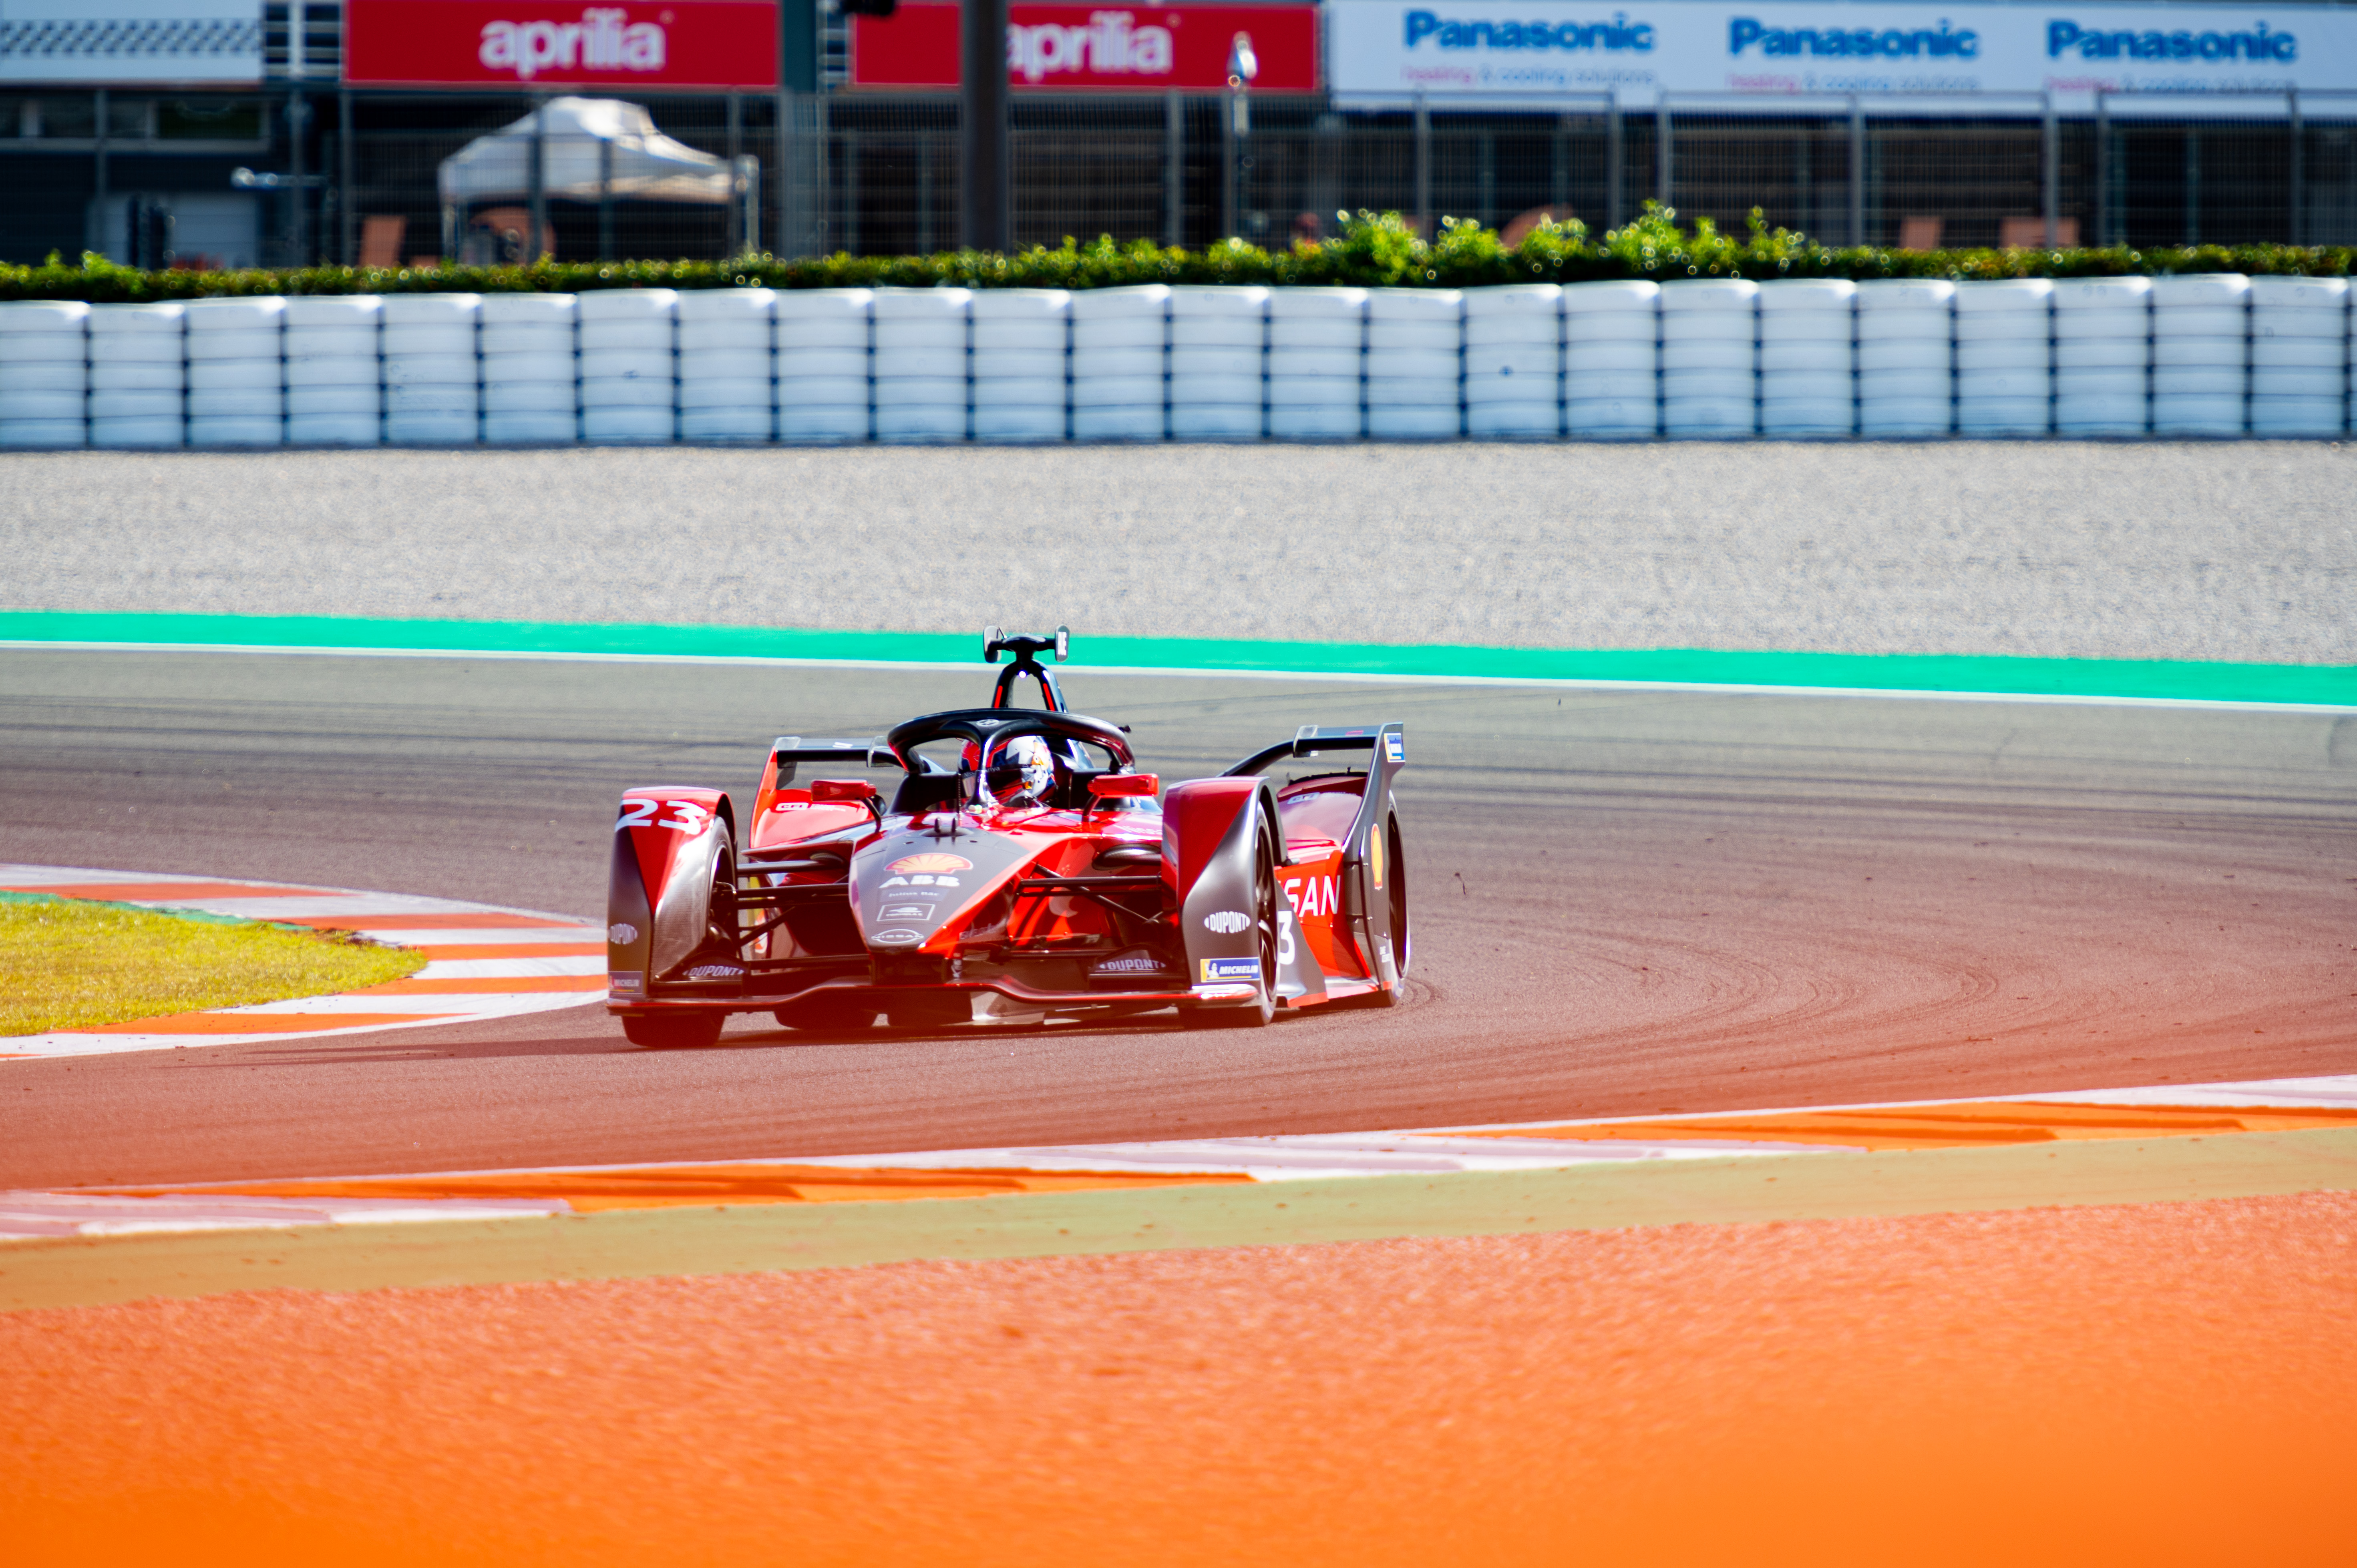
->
<box><xmin>853</xmin><ymin>4</ymin><xmax>1320</xmax><ymax>93</ymax></box>
<box><xmin>345</xmin><ymin>1</ymin><xmax>778</xmax><ymax>90</ymax></box>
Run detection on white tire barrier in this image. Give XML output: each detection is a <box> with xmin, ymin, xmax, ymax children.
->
<box><xmin>2152</xmin><ymin>273</ymin><xmax>2247</xmax><ymax>437</ymax></box>
<box><xmin>1464</xmin><ymin>284</ymin><xmax>1562</xmax><ymax>438</ymax></box>
<box><xmin>5</xmin><ymin>276</ymin><xmax>2349</xmax><ymax>450</ymax></box>
<box><xmin>284</xmin><ymin>295</ymin><xmax>382</xmax><ymax>446</ymax></box>
<box><xmin>873</xmin><ymin>287</ymin><xmax>970</xmax><ymax>444</ymax></box>
<box><xmin>1267</xmin><ymin>287</ymin><xmax>1364</xmax><ymax>440</ymax></box>
<box><xmin>677</xmin><ymin>287</ymin><xmax>773</xmax><ymax>443</ymax></box>
<box><xmin>87</xmin><ymin>302</ymin><xmax>187</xmax><ymax>445</ymax></box>
<box><xmin>1168</xmin><ymin>285</ymin><xmax>1265</xmax><ymax>441</ymax></box>
<box><xmin>0</xmin><ymin>301</ymin><xmax>89</xmax><ymax>448</ymax></box>
<box><xmin>971</xmin><ymin>289</ymin><xmax>1068</xmax><ymax>443</ymax></box>
<box><xmin>2249</xmin><ymin>274</ymin><xmax>2348</xmax><ymax>438</ymax></box>
<box><xmin>1071</xmin><ymin>285</ymin><xmax>1167</xmax><ymax>442</ymax></box>
<box><xmin>1565</xmin><ymin>279</ymin><xmax>1658</xmax><ymax>438</ymax></box>
<box><xmin>1759</xmin><ymin>278</ymin><xmax>1853</xmax><ymax>438</ymax></box>
<box><xmin>1367</xmin><ymin>288</ymin><xmax>1461</xmax><ymax>439</ymax></box>
<box><xmin>480</xmin><ymin>292</ymin><xmax>578</xmax><ymax>445</ymax></box>
<box><xmin>1661</xmin><ymin>279</ymin><xmax>1758</xmax><ymax>439</ymax></box>
<box><xmin>1856</xmin><ymin>278</ymin><xmax>1953</xmax><ymax>438</ymax></box>
<box><xmin>87</xmin><ymin>302</ymin><xmax>185</xmax><ymax>448</ymax></box>
<box><xmin>2053</xmin><ymin>277</ymin><xmax>2150</xmax><ymax>437</ymax></box>
<box><xmin>1955</xmin><ymin>278</ymin><xmax>2052</xmax><ymax>437</ymax></box>
<box><xmin>577</xmin><ymin>287</ymin><xmax>674</xmax><ymax>444</ymax></box>
<box><xmin>380</xmin><ymin>293</ymin><xmax>479</xmax><ymax>445</ymax></box>
<box><xmin>183</xmin><ymin>296</ymin><xmax>284</xmax><ymax>448</ymax></box>
<box><xmin>776</xmin><ymin>287</ymin><xmax>871</xmax><ymax>444</ymax></box>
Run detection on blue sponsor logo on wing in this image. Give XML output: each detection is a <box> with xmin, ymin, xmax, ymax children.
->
<box><xmin>1403</xmin><ymin>9</ymin><xmax>1655</xmax><ymax>52</ymax></box>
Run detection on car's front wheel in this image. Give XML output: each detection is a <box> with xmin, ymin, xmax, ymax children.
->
<box><xmin>1183</xmin><ymin>825</ymin><xmax>1278</xmax><ymax>1030</ymax></box>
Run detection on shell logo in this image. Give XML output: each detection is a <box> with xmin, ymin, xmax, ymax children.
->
<box><xmin>888</xmin><ymin>852</ymin><xmax>974</xmax><ymax>874</ymax></box>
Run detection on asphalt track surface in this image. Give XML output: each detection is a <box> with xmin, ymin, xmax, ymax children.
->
<box><xmin>4</xmin><ymin>442</ymin><xmax>2354</xmax><ymax>662</ymax></box>
<box><xmin>4</xmin><ymin>647</ymin><xmax>2352</xmax><ymax>1190</ymax></box>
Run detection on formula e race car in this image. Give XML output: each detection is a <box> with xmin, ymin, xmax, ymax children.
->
<box><xmin>605</xmin><ymin>629</ymin><xmax>1409</xmax><ymax>1048</ymax></box>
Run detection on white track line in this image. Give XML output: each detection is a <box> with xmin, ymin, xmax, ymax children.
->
<box><xmin>1</xmin><ymin>863</ymin><xmax>603</xmax><ymax>1061</ymax></box>
<box><xmin>7</xmin><ymin>641</ymin><xmax>2351</xmax><ymax>714</ymax></box>
<box><xmin>10</xmin><ymin>1071</ymin><xmax>2349</xmax><ymax>1242</ymax></box>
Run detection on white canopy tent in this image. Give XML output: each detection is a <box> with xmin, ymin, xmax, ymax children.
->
<box><xmin>437</xmin><ymin>97</ymin><xmax>754</xmax><ymax>261</ymax></box>
<box><xmin>439</xmin><ymin>97</ymin><xmax>731</xmax><ymax>207</ymax></box>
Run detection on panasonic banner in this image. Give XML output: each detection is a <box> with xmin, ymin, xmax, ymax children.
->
<box><xmin>1326</xmin><ymin>0</ymin><xmax>2357</xmax><ymax>112</ymax></box>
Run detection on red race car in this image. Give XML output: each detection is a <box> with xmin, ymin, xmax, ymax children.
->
<box><xmin>605</xmin><ymin>628</ymin><xmax>1410</xmax><ymax>1048</ymax></box>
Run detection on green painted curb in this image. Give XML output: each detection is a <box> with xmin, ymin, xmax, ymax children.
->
<box><xmin>2</xmin><ymin>610</ymin><xmax>2352</xmax><ymax>709</ymax></box>
<box><xmin>8</xmin><ymin>1128</ymin><xmax>2356</xmax><ymax>1312</ymax></box>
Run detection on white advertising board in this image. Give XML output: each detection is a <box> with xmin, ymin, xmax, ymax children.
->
<box><xmin>1327</xmin><ymin>0</ymin><xmax>2357</xmax><ymax>112</ymax></box>
<box><xmin>0</xmin><ymin>1</ymin><xmax>263</xmax><ymax>84</ymax></box>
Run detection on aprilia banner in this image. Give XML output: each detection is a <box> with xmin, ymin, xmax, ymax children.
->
<box><xmin>851</xmin><ymin>3</ymin><xmax>1319</xmax><ymax>92</ymax></box>
<box><xmin>1328</xmin><ymin>0</ymin><xmax>2357</xmax><ymax>112</ymax></box>
<box><xmin>345</xmin><ymin>0</ymin><xmax>778</xmax><ymax>89</ymax></box>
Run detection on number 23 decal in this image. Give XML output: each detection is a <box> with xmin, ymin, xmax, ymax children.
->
<box><xmin>617</xmin><ymin>799</ymin><xmax>712</xmax><ymax>834</ymax></box>
<box><xmin>1276</xmin><ymin>909</ymin><xmax>1296</xmax><ymax>967</ymax></box>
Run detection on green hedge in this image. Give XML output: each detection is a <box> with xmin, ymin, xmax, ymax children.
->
<box><xmin>5</xmin><ymin>208</ymin><xmax>2351</xmax><ymax>302</ymax></box>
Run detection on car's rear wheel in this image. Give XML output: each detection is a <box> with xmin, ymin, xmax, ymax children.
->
<box><xmin>1370</xmin><ymin>814</ymin><xmax>1408</xmax><ymax>1007</ymax></box>
<box><xmin>620</xmin><ymin>1013</ymin><xmax>725</xmax><ymax>1049</ymax></box>
<box><xmin>1183</xmin><ymin>825</ymin><xmax>1278</xmax><ymax>1030</ymax></box>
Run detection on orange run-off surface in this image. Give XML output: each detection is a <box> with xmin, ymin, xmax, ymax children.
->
<box><xmin>7</xmin><ymin>1190</ymin><xmax>2354</xmax><ymax>1568</ymax></box>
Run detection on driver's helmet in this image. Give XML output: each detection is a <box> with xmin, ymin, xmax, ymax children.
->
<box><xmin>992</xmin><ymin>734</ymin><xmax>1061</xmax><ymax>806</ymax></box>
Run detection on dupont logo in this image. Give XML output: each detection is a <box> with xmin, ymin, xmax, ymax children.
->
<box><xmin>1008</xmin><ymin>10</ymin><xmax>1173</xmax><ymax>82</ymax></box>
<box><xmin>480</xmin><ymin>7</ymin><xmax>666</xmax><ymax>80</ymax></box>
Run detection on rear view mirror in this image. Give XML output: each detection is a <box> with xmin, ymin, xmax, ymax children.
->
<box><xmin>811</xmin><ymin>778</ymin><xmax>879</xmax><ymax>806</ymax></box>
<box><xmin>1088</xmin><ymin>773</ymin><xmax>1158</xmax><ymax>799</ymax></box>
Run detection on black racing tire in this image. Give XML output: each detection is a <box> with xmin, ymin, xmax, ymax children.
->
<box><xmin>620</xmin><ymin>1013</ymin><xmax>725</xmax><ymax>1050</ymax></box>
<box><xmin>1370</xmin><ymin>814</ymin><xmax>1409</xmax><ymax>1007</ymax></box>
<box><xmin>1183</xmin><ymin>824</ymin><xmax>1278</xmax><ymax>1030</ymax></box>
<box><xmin>773</xmin><ymin>995</ymin><xmax>879</xmax><ymax>1032</ymax></box>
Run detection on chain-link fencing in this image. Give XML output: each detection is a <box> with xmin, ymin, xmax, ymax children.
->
<box><xmin>3</xmin><ymin>85</ymin><xmax>2348</xmax><ymax>267</ymax></box>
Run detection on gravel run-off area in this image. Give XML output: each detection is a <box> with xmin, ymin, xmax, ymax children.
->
<box><xmin>3</xmin><ymin>442</ymin><xmax>2351</xmax><ymax>663</ymax></box>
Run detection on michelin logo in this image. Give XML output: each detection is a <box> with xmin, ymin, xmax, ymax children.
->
<box><xmin>1404</xmin><ymin>9</ymin><xmax>1654</xmax><ymax>52</ymax></box>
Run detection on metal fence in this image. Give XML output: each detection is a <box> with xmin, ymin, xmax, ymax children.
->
<box><xmin>338</xmin><ymin>93</ymin><xmax>778</xmax><ymax>269</ymax></box>
<box><xmin>2096</xmin><ymin>93</ymin><xmax>2357</xmax><ymax>247</ymax></box>
<box><xmin>3</xmin><ymin>85</ymin><xmax>2351</xmax><ymax>267</ymax></box>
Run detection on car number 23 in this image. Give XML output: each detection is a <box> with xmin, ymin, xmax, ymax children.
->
<box><xmin>616</xmin><ymin>798</ymin><xmax>713</xmax><ymax>834</ymax></box>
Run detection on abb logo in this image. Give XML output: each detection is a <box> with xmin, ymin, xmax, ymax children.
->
<box><xmin>346</xmin><ymin>0</ymin><xmax>777</xmax><ymax>89</ymax></box>
<box><xmin>480</xmin><ymin>8</ymin><xmax>665</xmax><ymax>79</ymax></box>
<box><xmin>1010</xmin><ymin>11</ymin><xmax>1172</xmax><ymax>82</ymax></box>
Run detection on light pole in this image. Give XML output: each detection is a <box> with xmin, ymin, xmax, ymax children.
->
<box><xmin>961</xmin><ymin>0</ymin><xmax>1010</xmax><ymax>250</ymax></box>
<box><xmin>1225</xmin><ymin>32</ymin><xmax>1257</xmax><ymax>242</ymax></box>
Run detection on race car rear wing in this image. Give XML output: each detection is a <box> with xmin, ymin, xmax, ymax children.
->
<box><xmin>768</xmin><ymin>736</ymin><xmax>895</xmax><ymax>785</ymax></box>
<box><xmin>1220</xmin><ymin>723</ymin><xmax>1405</xmax><ymax>780</ymax></box>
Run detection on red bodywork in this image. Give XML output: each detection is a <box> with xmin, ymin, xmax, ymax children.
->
<box><xmin>606</xmin><ymin>647</ymin><xmax>1406</xmax><ymax>1034</ymax></box>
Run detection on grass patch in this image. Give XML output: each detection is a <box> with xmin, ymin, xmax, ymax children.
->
<box><xmin>0</xmin><ymin>893</ymin><xmax>426</xmax><ymax>1036</ymax></box>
